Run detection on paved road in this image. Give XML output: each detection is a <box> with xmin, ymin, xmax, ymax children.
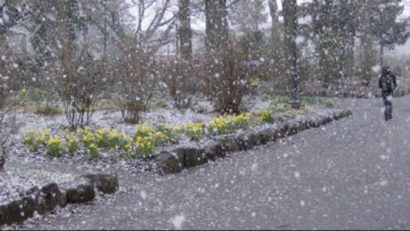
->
<box><xmin>20</xmin><ymin>96</ymin><xmax>410</xmax><ymax>230</ymax></box>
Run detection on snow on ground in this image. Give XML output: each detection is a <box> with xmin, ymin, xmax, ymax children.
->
<box><xmin>1</xmin><ymin>96</ymin><xmax>339</xmax><ymax>207</ymax></box>
<box><xmin>14</xmin><ymin>108</ymin><xmax>214</xmax><ymax>134</ymax></box>
<box><xmin>0</xmin><ymin>160</ymin><xmax>77</xmax><ymax>205</ymax></box>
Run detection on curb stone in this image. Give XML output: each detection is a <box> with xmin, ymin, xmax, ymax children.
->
<box><xmin>83</xmin><ymin>174</ymin><xmax>119</xmax><ymax>195</ymax></box>
<box><xmin>0</xmin><ymin>173</ymin><xmax>119</xmax><ymax>227</ymax></box>
<box><xmin>157</xmin><ymin>109</ymin><xmax>353</xmax><ymax>175</ymax></box>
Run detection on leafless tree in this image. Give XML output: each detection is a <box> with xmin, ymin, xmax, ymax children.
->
<box><xmin>91</xmin><ymin>0</ymin><xmax>177</xmax><ymax>123</ymax></box>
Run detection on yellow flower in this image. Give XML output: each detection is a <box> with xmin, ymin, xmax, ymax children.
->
<box><xmin>41</xmin><ymin>129</ymin><xmax>51</xmax><ymax>138</ymax></box>
<box><xmin>96</xmin><ymin>128</ymin><xmax>106</xmax><ymax>136</ymax></box>
<box><xmin>46</xmin><ymin>135</ymin><xmax>63</xmax><ymax>146</ymax></box>
<box><xmin>135</xmin><ymin>123</ymin><xmax>156</xmax><ymax>138</ymax></box>
<box><xmin>82</xmin><ymin>132</ymin><xmax>96</xmax><ymax>144</ymax></box>
<box><xmin>34</xmin><ymin>136</ymin><xmax>43</xmax><ymax>143</ymax></box>
<box><xmin>24</xmin><ymin>136</ymin><xmax>33</xmax><ymax>144</ymax></box>
<box><xmin>257</xmin><ymin>109</ymin><xmax>275</xmax><ymax>123</ymax></box>
<box><xmin>208</xmin><ymin>116</ymin><xmax>229</xmax><ymax>134</ymax></box>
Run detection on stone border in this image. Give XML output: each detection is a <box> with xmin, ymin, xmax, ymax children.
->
<box><xmin>156</xmin><ymin>109</ymin><xmax>353</xmax><ymax>175</ymax></box>
<box><xmin>0</xmin><ymin>174</ymin><xmax>118</xmax><ymax>227</ymax></box>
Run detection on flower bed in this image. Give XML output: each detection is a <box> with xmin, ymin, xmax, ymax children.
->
<box><xmin>21</xmin><ymin>106</ymin><xmax>309</xmax><ymax>160</ymax></box>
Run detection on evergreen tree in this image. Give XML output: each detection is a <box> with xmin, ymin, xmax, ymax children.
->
<box><xmin>368</xmin><ymin>0</ymin><xmax>410</xmax><ymax>66</ymax></box>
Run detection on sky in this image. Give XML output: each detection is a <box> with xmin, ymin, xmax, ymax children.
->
<box><xmin>131</xmin><ymin>0</ymin><xmax>410</xmax><ymax>55</ymax></box>
<box><xmin>188</xmin><ymin>0</ymin><xmax>410</xmax><ymax>30</ymax></box>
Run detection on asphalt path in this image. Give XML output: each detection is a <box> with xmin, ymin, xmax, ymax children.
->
<box><xmin>19</xmin><ymin>96</ymin><xmax>410</xmax><ymax>230</ymax></box>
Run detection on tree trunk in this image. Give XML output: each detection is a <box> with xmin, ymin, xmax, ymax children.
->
<box><xmin>178</xmin><ymin>0</ymin><xmax>192</xmax><ymax>62</ymax></box>
<box><xmin>205</xmin><ymin>0</ymin><xmax>228</xmax><ymax>55</ymax></box>
<box><xmin>359</xmin><ymin>0</ymin><xmax>376</xmax><ymax>85</ymax></box>
<box><xmin>268</xmin><ymin>0</ymin><xmax>280</xmax><ymax>42</ymax></box>
<box><xmin>282</xmin><ymin>0</ymin><xmax>300</xmax><ymax>107</ymax></box>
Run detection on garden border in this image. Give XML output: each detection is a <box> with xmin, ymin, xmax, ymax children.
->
<box><xmin>0</xmin><ymin>174</ymin><xmax>118</xmax><ymax>227</ymax></box>
<box><xmin>156</xmin><ymin>109</ymin><xmax>353</xmax><ymax>175</ymax></box>
<box><xmin>0</xmin><ymin>109</ymin><xmax>353</xmax><ymax>227</ymax></box>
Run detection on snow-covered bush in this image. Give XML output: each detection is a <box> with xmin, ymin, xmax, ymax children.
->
<box><xmin>114</xmin><ymin>44</ymin><xmax>155</xmax><ymax>124</ymax></box>
<box><xmin>203</xmin><ymin>38</ymin><xmax>249</xmax><ymax>114</ymax></box>
<box><xmin>158</xmin><ymin>57</ymin><xmax>198</xmax><ymax>109</ymax></box>
<box><xmin>57</xmin><ymin>45</ymin><xmax>104</xmax><ymax>130</ymax></box>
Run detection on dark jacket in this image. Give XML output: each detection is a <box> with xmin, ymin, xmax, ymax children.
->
<box><xmin>379</xmin><ymin>73</ymin><xmax>397</xmax><ymax>94</ymax></box>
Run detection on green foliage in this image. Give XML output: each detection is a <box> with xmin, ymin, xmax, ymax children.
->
<box><xmin>23</xmin><ymin>129</ymin><xmax>51</xmax><ymax>151</ymax></box>
<box><xmin>230</xmin><ymin>113</ymin><xmax>253</xmax><ymax>129</ymax></box>
<box><xmin>184</xmin><ymin>122</ymin><xmax>205</xmax><ymax>141</ymax></box>
<box><xmin>134</xmin><ymin>136</ymin><xmax>155</xmax><ymax>158</ymax></box>
<box><xmin>207</xmin><ymin>116</ymin><xmax>230</xmax><ymax>135</ymax></box>
<box><xmin>65</xmin><ymin>133</ymin><xmax>79</xmax><ymax>154</ymax></box>
<box><xmin>45</xmin><ymin>135</ymin><xmax>64</xmax><ymax>157</ymax></box>
<box><xmin>368</xmin><ymin>0</ymin><xmax>410</xmax><ymax>49</ymax></box>
<box><xmin>86</xmin><ymin>143</ymin><xmax>100</xmax><ymax>160</ymax></box>
<box><xmin>155</xmin><ymin>124</ymin><xmax>182</xmax><ymax>143</ymax></box>
<box><xmin>257</xmin><ymin>109</ymin><xmax>275</xmax><ymax>123</ymax></box>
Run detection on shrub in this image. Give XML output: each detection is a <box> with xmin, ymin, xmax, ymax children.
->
<box><xmin>203</xmin><ymin>38</ymin><xmax>249</xmax><ymax>114</ymax></box>
<box><xmin>115</xmin><ymin>45</ymin><xmax>155</xmax><ymax>124</ymax></box>
<box><xmin>57</xmin><ymin>45</ymin><xmax>103</xmax><ymax>130</ymax></box>
<box><xmin>158</xmin><ymin>58</ymin><xmax>197</xmax><ymax>109</ymax></box>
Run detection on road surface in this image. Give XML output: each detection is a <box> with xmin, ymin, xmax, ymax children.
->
<box><xmin>18</xmin><ymin>96</ymin><xmax>410</xmax><ymax>230</ymax></box>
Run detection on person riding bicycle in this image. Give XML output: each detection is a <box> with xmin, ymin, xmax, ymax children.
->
<box><xmin>378</xmin><ymin>66</ymin><xmax>397</xmax><ymax>121</ymax></box>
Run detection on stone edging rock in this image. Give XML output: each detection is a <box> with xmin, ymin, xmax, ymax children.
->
<box><xmin>156</xmin><ymin>109</ymin><xmax>353</xmax><ymax>175</ymax></box>
<box><xmin>0</xmin><ymin>174</ymin><xmax>118</xmax><ymax>227</ymax></box>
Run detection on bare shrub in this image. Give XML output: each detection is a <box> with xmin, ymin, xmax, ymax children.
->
<box><xmin>57</xmin><ymin>45</ymin><xmax>103</xmax><ymax>130</ymax></box>
<box><xmin>114</xmin><ymin>43</ymin><xmax>156</xmax><ymax>124</ymax></box>
<box><xmin>203</xmin><ymin>39</ymin><xmax>249</xmax><ymax>114</ymax></box>
<box><xmin>158</xmin><ymin>57</ymin><xmax>198</xmax><ymax>109</ymax></box>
